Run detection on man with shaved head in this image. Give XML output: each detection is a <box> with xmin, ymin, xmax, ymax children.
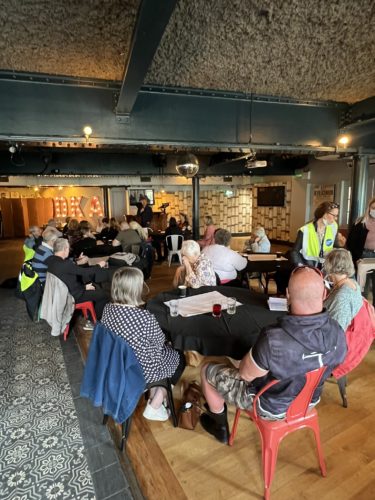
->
<box><xmin>200</xmin><ymin>267</ymin><xmax>347</xmax><ymax>444</ymax></box>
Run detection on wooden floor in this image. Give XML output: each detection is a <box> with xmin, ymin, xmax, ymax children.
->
<box><xmin>2</xmin><ymin>239</ymin><xmax>374</xmax><ymax>499</ymax></box>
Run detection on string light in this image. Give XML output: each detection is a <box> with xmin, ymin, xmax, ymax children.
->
<box><xmin>70</xmin><ymin>196</ymin><xmax>84</xmax><ymax>218</ymax></box>
<box><xmin>89</xmin><ymin>196</ymin><xmax>104</xmax><ymax>218</ymax></box>
<box><xmin>54</xmin><ymin>196</ymin><xmax>68</xmax><ymax>218</ymax></box>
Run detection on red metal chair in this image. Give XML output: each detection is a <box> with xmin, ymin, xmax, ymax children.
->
<box><xmin>63</xmin><ymin>301</ymin><xmax>97</xmax><ymax>341</ymax></box>
<box><xmin>229</xmin><ymin>367</ymin><xmax>327</xmax><ymax>500</ymax></box>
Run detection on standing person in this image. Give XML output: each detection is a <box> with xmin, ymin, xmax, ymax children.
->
<box><xmin>46</xmin><ymin>238</ymin><xmax>109</xmax><ymax>320</ymax></box>
<box><xmin>290</xmin><ymin>201</ymin><xmax>346</xmax><ymax>268</ymax></box>
<box><xmin>199</xmin><ymin>267</ymin><xmax>347</xmax><ymax>444</ymax></box>
<box><xmin>101</xmin><ymin>267</ymin><xmax>185</xmax><ymax>421</ymax></box>
<box><xmin>197</xmin><ymin>216</ymin><xmax>216</xmax><ymax>249</ymax></box>
<box><xmin>137</xmin><ymin>195</ymin><xmax>153</xmax><ymax>228</ymax></box>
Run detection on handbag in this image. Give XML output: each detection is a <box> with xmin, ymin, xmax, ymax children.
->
<box><xmin>178</xmin><ymin>381</ymin><xmax>203</xmax><ymax>430</ymax></box>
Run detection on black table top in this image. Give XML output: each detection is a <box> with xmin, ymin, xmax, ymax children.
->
<box><xmin>146</xmin><ymin>286</ymin><xmax>283</xmax><ymax>359</ymax></box>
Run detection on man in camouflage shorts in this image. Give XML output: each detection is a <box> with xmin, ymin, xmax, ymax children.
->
<box><xmin>200</xmin><ymin>267</ymin><xmax>347</xmax><ymax>444</ymax></box>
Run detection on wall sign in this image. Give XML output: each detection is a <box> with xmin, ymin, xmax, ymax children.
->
<box><xmin>313</xmin><ymin>185</ymin><xmax>335</xmax><ymax>209</ymax></box>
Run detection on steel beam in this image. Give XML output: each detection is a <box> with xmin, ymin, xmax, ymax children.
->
<box><xmin>116</xmin><ymin>0</ymin><xmax>177</xmax><ymax>117</ymax></box>
<box><xmin>0</xmin><ymin>73</ymin><xmax>361</xmax><ymax>154</ymax></box>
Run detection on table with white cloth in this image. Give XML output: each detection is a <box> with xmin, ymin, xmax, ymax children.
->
<box><xmin>146</xmin><ymin>286</ymin><xmax>283</xmax><ymax>359</ymax></box>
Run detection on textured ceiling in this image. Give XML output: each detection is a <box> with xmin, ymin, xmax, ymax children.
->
<box><xmin>0</xmin><ymin>0</ymin><xmax>374</xmax><ymax>103</ymax></box>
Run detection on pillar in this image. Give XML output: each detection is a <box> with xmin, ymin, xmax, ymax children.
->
<box><xmin>349</xmin><ymin>155</ymin><xmax>369</xmax><ymax>227</ymax></box>
<box><xmin>192</xmin><ymin>176</ymin><xmax>200</xmax><ymax>240</ymax></box>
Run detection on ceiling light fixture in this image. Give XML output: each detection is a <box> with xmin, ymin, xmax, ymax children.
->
<box><xmin>338</xmin><ymin>135</ymin><xmax>350</xmax><ymax>146</ymax></box>
<box><xmin>83</xmin><ymin>125</ymin><xmax>93</xmax><ymax>142</ymax></box>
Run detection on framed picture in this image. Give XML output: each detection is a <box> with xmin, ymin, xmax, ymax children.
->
<box><xmin>129</xmin><ymin>189</ymin><xmax>154</xmax><ymax>206</ymax></box>
<box><xmin>313</xmin><ymin>185</ymin><xmax>335</xmax><ymax>209</ymax></box>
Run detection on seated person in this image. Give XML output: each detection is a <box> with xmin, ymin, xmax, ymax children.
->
<box><xmin>113</xmin><ymin>221</ymin><xmax>142</xmax><ymax>253</ymax></box>
<box><xmin>67</xmin><ymin>218</ymin><xmax>81</xmax><ymax>247</ymax></box>
<box><xmin>203</xmin><ymin>229</ymin><xmax>247</xmax><ymax>285</ymax></box>
<box><xmin>71</xmin><ymin>221</ymin><xmax>98</xmax><ymax>257</ymax></box>
<box><xmin>46</xmin><ymin>218</ymin><xmax>58</xmax><ymax>230</ymax></box>
<box><xmin>323</xmin><ymin>249</ymin><xmax>374</xmax><ymax>376</ymax></box>
<box><xmin>108</xmin><ymin>217</ymin><xmax>120</xmax><ymax>240</ymax></box>
<box><xmin>101</xmin><ymin>267</ymin><xmax>185</xmax><ymax>421</ymax></box>
<box><xmin>179</xmin><ymin>213</ymin><xmax>192</xmax><ymax>240</ymax></box>
<box><xmin>96</xmin><ymin>217</ymin><xmax>110</xmax><ymax>241</ymax></box>
<box><xmin>246</xmin><ymin>226</ymin><xmax>271</xmax><ymax>253</ymax></box>
<box><xmin>173</xmin><ymin>240</ymin><xmax>216</xmax><ymax>289</ymax></box>
<box><xmin>32</xmin><ymin>227</ymin><xmax>62</xmax><ymax>284</ymax></box>
<box><xmin>160</xmin><ymin>217</ymin><xmax>184</xmax><ymax>261</ymax></box>
<box><xmin>62</xmin><ymin>216</ymin><xmax>71</xmax><ymax>236</ymax></box>
<box><xmin>197</xmin><ymin>216</ymin><xmax>216</xmax><ymax>249</ymax></box>
<box><xmin>199</xmin><ymin>266</ymin><xmax>347</xmax><ymax>444</ymax></box>
<box><xmin>129</xmin><ymin>220</ymin><xmax>148</xmax><ymax>242</ymax></box>
<box><xmin>24</xmin><ymin>225</ymin><xmax>43</xmax><ymax>260</ymax></box>
<box><xmin>46</xmin><ymin>238</ymin><xmax>109</xmax><ymax>320</ymax></box>
<box><xmin>165</xmin><ymin>217</ymin><xmax>183</xmax><ymax>238</ymax></box>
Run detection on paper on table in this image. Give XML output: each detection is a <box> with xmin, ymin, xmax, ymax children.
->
<box><xmin>267</xmin><ymin>297</ymin><xmax>288</xmax><ymax>311</ymax></box>
<box><xmin>164</xmin><ymin>291</ymin><xmax>242</xmax><ymax>317</ymax></box>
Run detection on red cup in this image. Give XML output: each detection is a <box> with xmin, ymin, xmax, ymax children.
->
<box><xmin>212</xmin><ymin>303</ymin><xmax>222</xmax><ymax>318</ymax></box>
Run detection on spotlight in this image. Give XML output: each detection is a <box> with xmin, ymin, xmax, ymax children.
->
<box><xmin>338</xmin><ymin>135</ymin><xmax>350</xmax><ymax>146</ymax></box>
<box><xmin>83</xmin><ymin>125</ymin><xmax>93</xmax><ymax>142</ymax></box>
<box><xmin>9</xmin><ymin>145</ymin><xmax>16</xmax><ymax>154</ymax></box>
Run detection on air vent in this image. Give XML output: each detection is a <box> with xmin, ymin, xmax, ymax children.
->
<box><xmin>223</xmin><ymin>176</ymin><xmax>232</xmax><ymax>182</ymax></box>
<box><xmin>140</xmin><ymin>176</ymin><xmax>151</xmax><ymax>182</ymax></box>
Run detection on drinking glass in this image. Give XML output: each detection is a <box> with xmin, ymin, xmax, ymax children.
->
<box><xmin>212</xmin><ymin>302</ymin><xmax>222</xmax><ymax>318</ymax></box>
<box><xmin>178</xmin><ymin>285</ymin><xmax>187</xmax><ymax>298</ymax></box>
<box><xmin>170</xmin><ymin>300</ymin><xmax>179</xmax><ymax>317</ymax></box>
<box><xmin>227</xmin><ymin>297</ymin><xmax>236</xmax><ymax>315</ymax></box>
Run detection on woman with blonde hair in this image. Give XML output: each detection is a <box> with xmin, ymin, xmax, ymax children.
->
<box><xmin>129</xmin><ymin>220</ymin><xmax>148</xmax><ymax>241</ymax></box>
<box><xmin>197</xmin><ymin>215</ymin><xmax>216</xmax><ymax>249</ymax></box>
<box><xmin>101</xmin><ymin>267</ymin><xmax>185</xmax><ymax>421</ymax></box>
<box><xmin>173</xmin><ymin>240</ymin><xmax>216</xmax><ymax>288</ymax></box>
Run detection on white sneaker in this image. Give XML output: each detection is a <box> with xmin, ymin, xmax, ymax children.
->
<box><xmin>82</xmin><ymin>320</ymin><xmax>94</xmax><ymax>330</ymax></box>
<box><xmin>143</xmin><ymin>401</ymin><xmax>169</xmax><ymax>422</ymax></box>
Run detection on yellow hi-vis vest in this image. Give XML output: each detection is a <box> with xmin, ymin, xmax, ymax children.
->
<box><xmin>23</xmin><ymin>244</ymin><xmax>35</xmax><ymax>262</ymax></box>
<box><xmin>299</xmin><ymin>221</ymin><xmax>337</xmax><ymax>263</ymax></box>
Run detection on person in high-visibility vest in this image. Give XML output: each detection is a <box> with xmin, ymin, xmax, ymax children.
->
<box><xmin>23</xmin><ymin>225</ymin><xmax>43</xmax><ymax>262</ymax></box>
<box><xmin>291</xmin><ymin>201</ymin><xmax>346</xmax><ymax>268</ymax></box>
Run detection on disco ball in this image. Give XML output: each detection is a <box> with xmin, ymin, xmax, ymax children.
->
<box><xmin>176</xmin><ymin>154</ymin><xmax>199</xmax><ymax>178</ymax></box>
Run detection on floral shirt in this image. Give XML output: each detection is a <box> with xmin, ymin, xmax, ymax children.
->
<box><xmin>185</xmin><ymin>253</ymin><xmax>217</xmax><ymax>288</ymax></box>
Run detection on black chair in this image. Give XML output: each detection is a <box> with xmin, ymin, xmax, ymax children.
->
<box><xmin>103</xmin><ymin>377</ymin><xmax>177</xmax><ymax>451</ymax></box>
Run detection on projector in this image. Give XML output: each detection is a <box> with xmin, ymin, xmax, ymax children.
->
<box><xmin>246</xmin><ymin>160</ymin><xmax>267</xmax><ymax>169</ymax></box>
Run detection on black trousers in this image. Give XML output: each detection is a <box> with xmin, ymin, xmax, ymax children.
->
<box><xmin>76</xmin><ymin>288</ymin><xmax>110</xmax><ymax>320</ymax></box>
<box><xmin>170</xmin><ymin>351</ymin><xmax>186</xmax><ymax>386</ymax></box>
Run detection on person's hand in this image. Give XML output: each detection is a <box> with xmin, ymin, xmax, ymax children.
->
<box><xmin>182</xmin><ymin>256</ymin><xmax>192</xmax><ymax>272</ymax></box>
<box><xmin>337</xmin><ymin>232</ymin><xmax>346</xmax><ymax>247</ymax></box>
<box><xmin>96</xmin><ymin>240</ymin><xmax>104</xmax><ymax>246</ymax></box>
<box><xmin>85</xmin><ymin>283</ymin><xmax>95</xmax><ymax>290</ymax></box>
<box><xmin>98</xmin><ymin>260</ymin><xmax>106</xmax><ymax>268</ymax></box>
<box><xmin>76</xmin><ymin>253</ymin><xmax>89</xmax><ymax>265</ymax></box>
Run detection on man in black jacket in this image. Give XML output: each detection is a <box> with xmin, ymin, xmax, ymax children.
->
<box><xmin>137</xmin><ymin>195</ymin><xmax>153</xmax><ymax>228</ymax></box>
<box><xmin>46</xmin><ymin>238</ymin><xmax>109</xmax><ymax>319</ymax></box>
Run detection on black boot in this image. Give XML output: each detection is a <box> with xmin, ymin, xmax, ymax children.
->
<box><xmin>200</xmin><ymin>403</ymin><xmax>229</xmax><ymax>444</ymax></box>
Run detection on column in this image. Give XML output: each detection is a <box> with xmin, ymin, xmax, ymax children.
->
<box><xmin>349</xmin><ymin>155</ymin><xmax>369</xmax><ymax>227</ymax></box>
<box><xmin>192</xmin><ymin>176</ymin><xmax>200</xmax><ymax>240</ymax></box>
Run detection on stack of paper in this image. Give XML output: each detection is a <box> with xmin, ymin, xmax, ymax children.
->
<box><xmin>267</xmin><ymin>297</ymin><xmax>288</xmax><ymax>311</ymax></box>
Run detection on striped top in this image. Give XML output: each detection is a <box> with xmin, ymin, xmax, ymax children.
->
<box><xmin>32</xmin><ymin>243</ymin><xmax>54</xmax><ymax>283</ymax></box>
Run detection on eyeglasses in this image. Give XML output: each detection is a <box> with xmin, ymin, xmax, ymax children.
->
<box><xmin>328</xmin><ymin>212</ymin><xmax>339</xmax><ymax>219</ymax></box>
<box><xmin>290</xmin><ymin>265</ymin><xmax>323</xmax><ymax>279</ymax></box>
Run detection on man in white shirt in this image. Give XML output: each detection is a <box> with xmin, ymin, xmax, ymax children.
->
<box><xmin>203</xmin><ymin>229</ymin><xmax>247</xmax><ymax>285</ymax></box>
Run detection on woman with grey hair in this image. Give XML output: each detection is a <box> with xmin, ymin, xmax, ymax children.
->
<box><xmin>101</xmin><ymin>267</ymin><xmax>185</xmax><ymax>422</ymax></box>
<box><xmin>203</xmin><ymin>229</ymin><xmax>247</xmax><ymax>285</ymax></box>
<box><xmin>323</xmin><ymin>248</ymin><xmax>362</xmax><ymax>331</ymax></box>
<box><xmin>173</xmin><ymin>240</ymin><xmax>216</xmax><ymax>288</ymax></box>
<box><xmin>250</xmin><ymin>226</ymin><xmax>271</xmax><ymax>253</ymax></box>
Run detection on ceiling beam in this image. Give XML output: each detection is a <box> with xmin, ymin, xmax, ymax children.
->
<box><xmin>116</xmin><ymin>0</ymin><xmax>177</xmax><ymax>118</ymax></box>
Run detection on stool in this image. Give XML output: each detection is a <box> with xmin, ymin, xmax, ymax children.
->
<box><xmin>63</xmin><ymin>301</ymin><xmax>97</xmax><ymax>341</ymax></box>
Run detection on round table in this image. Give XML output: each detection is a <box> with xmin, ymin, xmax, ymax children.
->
<box><xmin>147</xmin><ymin>286</ymin><xmax>284</xmax><ymax>359</ymax></box>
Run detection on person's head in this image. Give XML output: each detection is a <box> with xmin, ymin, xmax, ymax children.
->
<box><xmin>110</xmin><ymin>217</ymin><xmax>120</xmax><ymax>229</ymax></box>
<box><xmin>169</xmin><ymin>217</ymin><xmax>178</xmax><ymax>228</ymax></box>
<box><xmin>140</xmin><ymin>195</ymin><xmax>149</xmax><ymax>208</ymax></box>
<box><xmin>42</xmin><ymin>228</ymin><xmax>61</xmax><ymax>246</ymax></box>
<box><xmin>53</xmin><ymin>238</ymin><xmax>70</xmax><ymax>259</ymax></box>
<box><xmin>181</xmin><ymin>240</ymin><xmax>201</xmax><ymax>264</ymax></box>
<box><xmin>253</xmin><ymin>226</ymin><xmax>266</xmax><ymax>239</ymax></box>
<box><xmin>29</xmin><ymin>225</ymin><xmax>42</xmax><ymax>238</ymax></box>
<box><xmin>111</xmin><ymin>267</ymin><xmax>144</xmax><ymax>306</ymax></box>
<box><xmin>214</xmin><ymin>228</ymin><xmax>232</xmax><ymax>247</ymax></box>
<box><xmin>102</xmin><ymin>217</ymin><xmax>109</xmax><ymax>227</ymax></box>
<box><xmin>129</xmin><ymin>221</ymin><xmax>147</xmax><ymax>240</ymax></box>
<box><xmin>287</xmin><ymin>266</ymin><xmax>326</xmax><ymax>315</ymax></box>
<box><xmin>47</xmin><ymin>218</ymin><xmax>57</xmax><ymax>228</ymax></box>
<box><xmin>204</xmin><ymin>216</ymin><xmax>214</xmax><ymax>226</ymax></box>
<box><xmin>365</xmin><ymin>197</ymin><xmax>375</xmax><ymax>222</ymax></box>
<box><xmin>313</xmin><ymin>202</ymin><xmax>339</xmax><ymax>225</ymax></box>
<box><xmin>120</xmin><ymin>221</ymin><xmax>130</xmax><ymax>231</ymax></box>
<box><xmin>68</xmin><ymin>218</ymin><xmax>79</xmax><ymax>231</ymax></box>
<box><xmin>79</xmin><ymin>220</ymin><xmax>92</xmax><ymax>236</ymax></box>
<box><xmin>323</xmin><ymin>248</ymin><xmax>355</xmax><ymax>279</ymax></box>
<box><xmin>65</xmin><ymin>216</ymin><xmax>71</xmax><ymax>224</ymax></box>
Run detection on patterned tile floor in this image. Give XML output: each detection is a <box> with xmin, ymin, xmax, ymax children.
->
<box><xmin>0</xmin><ymin>290</ymin><xmax>133</xmax><ymax>500</ymax></box>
